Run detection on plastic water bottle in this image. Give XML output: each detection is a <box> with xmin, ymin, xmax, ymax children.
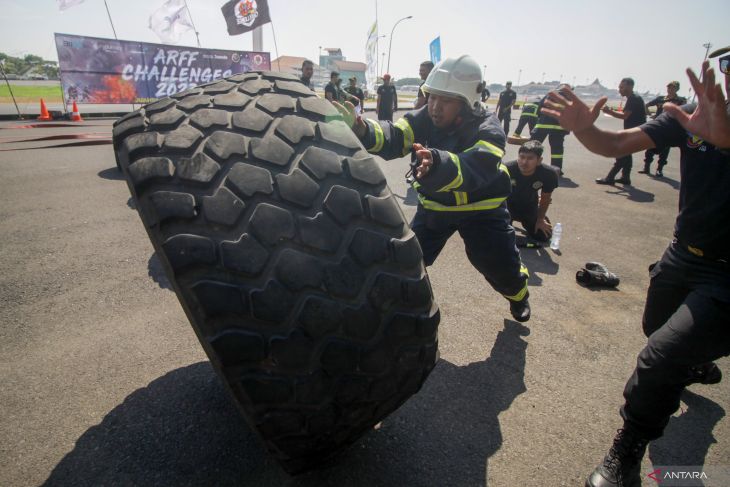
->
<box><xmin>550</xmin><ymin>223</ymin><xmax>562</xmax><ymax>250</ymax></box>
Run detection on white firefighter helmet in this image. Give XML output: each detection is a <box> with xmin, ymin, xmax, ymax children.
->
<box><xmin>422</xmin><ymin>55</ymin><xmax>484</xmax><ymax>111</ymax></box>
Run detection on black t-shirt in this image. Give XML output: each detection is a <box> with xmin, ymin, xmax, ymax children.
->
<box><xmin>324</xmin><ymin>82</ymin><xmax>339</xmax><ymax>101</ymax></box>
<box><xmin>417</xmin><ymin>82</ymin><xmax>430</xmax><ymax>104</ymax></box>
<box><xmin>505</xmin><ymin>160</ymin><xmax>559</xmax><ymax>208</ymax></box>
<box><xmin>300</xmin><ymin>76</ymin><xmax>312</xmax><ymax>90</ymax></box>
<box><xmin>646</xmin><ymin>95</ymin><xmax>687</xmax><ymax>118</ymax></box>
<box><xmin>641</xmin><ymin>104</ymin><xmax>730</xmax><ymax>259</ymax></box>
<box><xmin>497</xmin><ymin>89</ymin><xmax>517</xmax><ymax>111</ymax></box>
<box><xmin>344</xmin><ymin>85</ymin><xmax>364</xmax><ymax>107</ymax></box>
<box><xmin>624</xmin><ymin>93</ymin><xmax>646</xmax><ymax>129</ymax></box>
<box><xmin>377</xmin><ymin>84</ymin><xmax>397</xmax><ymax>112</ymax></box>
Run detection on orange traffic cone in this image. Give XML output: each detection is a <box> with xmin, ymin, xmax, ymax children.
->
<box><xmin>70</xmin><ymin>101</ymin><xmax>84</xmax><ymax>122</ymax></box>
<box><xmin>37</xmin><ymin>98</ymin><xmax>52</xmax><ymax>121</ymax></box>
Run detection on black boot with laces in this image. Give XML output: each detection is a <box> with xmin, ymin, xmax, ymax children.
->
<box><xmin>586</xmin><ymin>427</ymin><xmax>649</xmax><ymax>487</ymax></box>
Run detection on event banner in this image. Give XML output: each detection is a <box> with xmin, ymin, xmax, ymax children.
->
<box><xmin>54</xmin><ymin>33</ymin><xmax>271</xmax><ymax>104</ymax></box>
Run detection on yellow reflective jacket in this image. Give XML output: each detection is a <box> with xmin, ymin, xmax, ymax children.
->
<box><xmin>360</xmin><ymin>107</ymin><xmax>511</xmax><ymax>212</ymax></box>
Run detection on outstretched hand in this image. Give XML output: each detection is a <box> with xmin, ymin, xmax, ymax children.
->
<box><xmin>540</xmin><ymin>91</ymin><xmax>608</xmax><ymax>133</ymax></box>
<box><xmin>413</xmin><ymin>143</ymin><xmax>433</xmax><ymax>179</ymax></box>
<box><xmin>332</xmin><ymin>101</ymin><xmax>366</xmax><ymax>138</ymax></box>
<box><xmin>662</xmin><ymin>61</ymin><xmax>730</xmax><ymax>149</ymax></box>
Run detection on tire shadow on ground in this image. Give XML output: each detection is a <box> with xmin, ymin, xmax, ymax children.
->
<box><xmin>42</xmin><ymin>320</ymin><xmax>529</xmax><ymax>487</ymax></box>
<box><xmin>148</xmin><ymin>253</ymin><xmax>173</xmax><ymax>290</ymax></box>
<box><xmin>648</xmin><ymin>389</ymin><xmax>725</xmax><ymax>468</ymax></box>
<box><xmin>97</xmin><ymin>167</ymin><xmax>125</xmax><ymax>181</ymax></box>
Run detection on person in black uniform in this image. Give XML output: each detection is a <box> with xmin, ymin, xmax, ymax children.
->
<box><xmin>595</xmin><ymin>77</ymin><xmax>646</xmax><ymax>185</ymax></box>
<box><xmin>542</xmin><ymin>49</ymin><xmax>730</xmax><ymax>487</ymax></box>
<box><xmin>640</xmin><ymin>80</ymin><xmax>687</xmax><ymax>177</ymax></box>
<box><xmin>324</xmin><ymin>71</ymin><xmax>341</xmax><ymax>102</ymax></box>
<box><xmin>300</xmin><ymin>59</ymin><xmax>314</xmax><ymax>90</ymax></box>
<box><xmin>343</xmin><ymin>76</ymin><xmax>365</xmax><ymax>113</ymax></box>
<box><xmin>377</xmin><ymin>73</ymin><xmax>398</xmax><ymax>121</ymax></box>
<box><xmin>415</xmin><ymin>60</ymin><xmax>434</xmax><ymax>109</ymax></box>
<box><xmin>513</xmin><ymin>97</ymin><xmax>540</xmax><ymax>137</ymax></box>
<box><xmin>505</xmin><ymin>140</ymin><xmax>558</xmax><ymax>242</ymax></box>
<box><xmin>496</xmin><ymin>81</ymin><xmax>517</xmax><ymax>134</ymax></box>
<box><xmin>530</xmin><ymin>84</ymin><xmax>572</xmax><ymax>175</ymax></box>
<box><xmin>334</xmin><ymin>55</ymin><xmax>531</xmax><ymax>322</ymax></box>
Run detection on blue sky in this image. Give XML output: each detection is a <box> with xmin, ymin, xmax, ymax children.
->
<box><xmin>1</xmin><ymin>0</ymin><xmax>728</xmax><ymax>95</ymax></box>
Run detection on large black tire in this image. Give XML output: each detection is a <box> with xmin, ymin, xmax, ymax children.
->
<box><xmin>112</xmin><ymin>72</ymin><xmax>440</xmax><ymax>473</ymax></box>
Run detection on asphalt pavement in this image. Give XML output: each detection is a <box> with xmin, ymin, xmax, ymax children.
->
<box><xmin>0</xmin><ymin>112</ymin><xmax>727</xmax><ymax>487</ymax></box>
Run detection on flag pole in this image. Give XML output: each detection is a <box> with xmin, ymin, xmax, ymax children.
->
<box><xmin>103</xmin><ymin>0</ymin><xmax>119</xmax><ymax>39</ymax></box>
<box><xmin>0</xmin><ymin>61</ymin><xmax>23</xmax><ymax>120</ymax></box>
<box><xmin>375</xmin><ymin>0</ymin><xmax>379</xmax><ymax>79</ymax></box>
<box><xmin>183</xmin><ymin>0</ymin><xmax>202</xmax><ymax>47</ymax></box>
<box><xmin>269</xmin><ymin>21</ymin><xmax>281</xmax><ymax>72</ymax></box>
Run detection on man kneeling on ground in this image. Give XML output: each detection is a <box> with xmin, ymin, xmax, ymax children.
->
<box><xmin>506</xmin><ymin>140</ymin><xmax>558</xmax><ymax>243</ymax></box>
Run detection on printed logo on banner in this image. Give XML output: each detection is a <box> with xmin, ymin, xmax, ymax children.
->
<box><xmin>231</xmin><ymin>53</ymin><xmax>240</xmax><ymax>63</ymax></box>
<box><xmin>235</xmin><ymin>0</ymin><xmax>259</xmax><ymax>27</ymax></box>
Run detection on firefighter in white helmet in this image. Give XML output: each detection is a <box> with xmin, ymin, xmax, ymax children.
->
<box><xmin>335</xmin><ymin>55</ymin><xmax>531</xmax><ymax>322</ymax></box>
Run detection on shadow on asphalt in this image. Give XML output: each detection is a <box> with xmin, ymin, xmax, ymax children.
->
<box><xmin>521</xmin><ymin>247</ymin><xmax>559</xmax><ymax>286</ymax></box>
<box><xmin>97</xmin><ymin>166</ymin><xmax>124</xmax><ymax>181</ymax></box>
<box><xmin>605</xmin><ymin>185</ymin><xmax>655</xmax><ymax>203</ymax></box>
<box><xmin>558</xmin><ymin>176</ymin><xmax>579</xmax><ymax>189</ymax></box>
<box><xmin>148</xmin><ymin>253</ymin><xmax>173</xmax><ymax>290</ymax></box>
<box><xmin>652</xmin><ymin>175</ymin><xmax>681</xmax><ymax>191</ymax></box>
<box><xmin>648</xmin><ymin>389</ymin><xmax>725</xmax><ymax>468</ymax></box>
<box><xmin>42</xmin><ymin>320</ymin><xmax>529</xmax><ymax>487</ymax></box>
<box><xmin>393</xmin><ymin>185</ymin><xmax>419</xmax><ymax>207</ymax></box>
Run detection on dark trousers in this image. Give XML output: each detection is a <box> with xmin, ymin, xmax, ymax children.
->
<box><xmin>514</xmin><ymin>116</ymin><xmax>536</xmax><ymax>136</ymax></box>
<box><xmin>497</xmin><ymin>109</ymin><xmax>512</xmax><ymax>135</ymax></box>
<box><xmin>621</xmin><ymin>243</ymin><xmax>730</xmax><ymax>439</ymax></box>
<box><xmin>530</xmin><ymin>128</ymin><xmax>566</xmax><ymax>170</ymax></box>
<box><xmin>411</xmin><ymin>205</ymin><xmax>529</xmax><ymax>301</ymax></box>
<box><xmin>643</xmin><ymin>147</ymin><xmax>671</xmax><ymax>169</ymax></box>
<box><xmin>507</xmin><ymin>201</ymin><xmax>551</xmax><ymax>242</ymax></box>
<box><xmin>605</xmin><ymin>154</ymin><xmax>632</xmax><ymax>180</ymax></box>
<box><xmin>378</xmin><ymin>108</ymin><xmax>394</xmax><ymax>122</ymax></box>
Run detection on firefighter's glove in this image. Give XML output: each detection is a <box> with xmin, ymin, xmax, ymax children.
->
<box><xmin>576</xmin><ymin>263</ymin><xmax>620</xmax><ymax>288</ymax></box>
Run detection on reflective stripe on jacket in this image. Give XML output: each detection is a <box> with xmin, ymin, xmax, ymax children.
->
<box><xmin>360</xmin><ymin>106</ymin><xmax>511</xmax><ymax>211</ymax></box>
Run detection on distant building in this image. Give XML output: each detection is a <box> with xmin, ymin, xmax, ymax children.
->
<box><xmin>270</xmin><ymin>55</ymin><xmax>328</xmax><ymax>88</ymax></box>
<box><xmin>319</xmin><ymin>48</ymin><xmax>366</xmax><ymax>87</ymax></box>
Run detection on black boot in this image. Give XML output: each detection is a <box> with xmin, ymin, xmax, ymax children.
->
<box><xmin>509</xmin><ymin>296</ymin><xmax>531</xmax><ymax>322</ymax></box>
<box><xmin>586</xmin><ymin>427</ymin><xmax>649</xmax><ymax>487</ymax></box>
<box><xmin>638</xmin><ymin>162</ymin><xmax>650</xmax><ymax>174</ymax></box>
<box><xmin>685</xmin><ymin>362</ymin><xmax>722</xmax><ymax>385</ymax></box>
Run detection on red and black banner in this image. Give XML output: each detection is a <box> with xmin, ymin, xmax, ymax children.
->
<box><xmin>54</xmin><ymin>33</ymin><xmax>271</xmax><ymax>104</ymax></box>
<box><xmin>221</xmin><ymin>0</ymin><xmax>271</xmax><ymax>36</ymax></box>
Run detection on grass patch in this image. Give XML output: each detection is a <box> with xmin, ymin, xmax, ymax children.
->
<box><xmin>0</xmin><ymin>84</ymin><xmax>63</xmax><ymax>103</ymax></box>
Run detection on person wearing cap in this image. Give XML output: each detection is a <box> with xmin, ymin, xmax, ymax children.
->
<box><xmin>415</xmin><ymin>60</ymin><xmax>434</xmax><ymax>109</ymax></box>
<box><xmin>376</xmin><ymin>74</ymin><xmax>398</xmax><ymax>121</ymax></box>
<box><xmin>324</xmin><ymin>71</ymin><xmax>341</xmax><ymax>103</ymax></box>
<box><xmin>640</xmin><ymin>81</ymin><xmax>687</xmax><ymax>177</ymax></box>
<box><xmin>333</xmin><ymin>55</ymin><xmax>531</xmax><ymax>322</ymax></box>
<box><xmin>496</xmin><ymin>81</ymin><xmax>517</xmax><ymax>134</ymax></box>
<box><xmin>343</xmin><ymin>76</ymin><xmax>365</xmax><ymax>114</ymax></box>
<box><xmin>541</xmin><ymin>48</ymin><xmax>730</xmax><ymax>487</ymax></box>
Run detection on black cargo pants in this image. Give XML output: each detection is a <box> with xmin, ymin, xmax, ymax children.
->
<box><xmin>514</xmin><ymin>116</ymin><xmax>536</xmax><ymax>136</ymax></box>
<box><xmin>621</xmin><ymin>243</ymin><xmax>730</xmax><ymax>439</ymax></box>
<box><xmin>530</xmin><ymin>128</ymin><xmax>566</xmax><ymax>171</ymax></box>
<box><xmin>410</xmin><ymin>205</ymin><xmax>529</xmax><ymax>302</ymax></box>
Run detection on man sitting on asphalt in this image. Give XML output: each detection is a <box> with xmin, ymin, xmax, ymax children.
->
<box><xmin>505</xmin><ymin>140</ymin><xmax>558</xmax><ymax>243</ymax></box>
<box><xmin>333</xmin><ymin>55</ymin><xmax>531</xmax><ymax>322</ymax></box>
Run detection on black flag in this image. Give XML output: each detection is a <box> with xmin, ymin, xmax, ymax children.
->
<box><xmin>221</xmin><ymin>0</ymin><xmax>271</xmax><ymax>36</ymax></box>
